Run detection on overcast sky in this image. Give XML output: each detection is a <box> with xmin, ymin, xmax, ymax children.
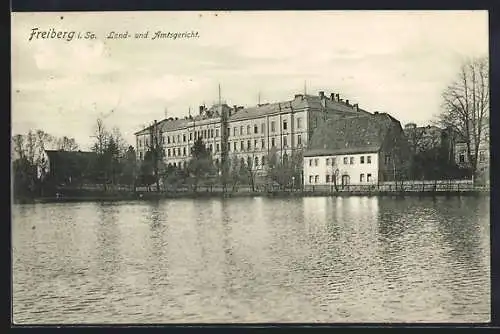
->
<box><xmin>12</xmin><ymin>10</ymin><xmax>488</xmax><ymax>150</ymax></box>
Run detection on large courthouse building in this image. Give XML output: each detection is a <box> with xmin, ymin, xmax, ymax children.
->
<box><xmin>134</xmin><ymin>91</ymin><xmax>371</xmax><ymax>173</ymax></box>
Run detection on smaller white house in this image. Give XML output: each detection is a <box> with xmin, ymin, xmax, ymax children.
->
<box><xmin>304</xmin><ymin>152</ymin><xmax>379</xmax><ymax>186</ymax></box>
<box><xmin>303</xmin><ymin>112</ymin><xmax>409</xmax><ymax>188</ymax></box>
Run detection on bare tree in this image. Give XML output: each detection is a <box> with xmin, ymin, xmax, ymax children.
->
<box><xmin>57</xmin><ymin>136</ymin><xmax>79</xmax><ymax>151</ymax></box>
<box><xmin>439</xmin><ymin>56</ymin><xmax>489</xmax><ymax>180</ymax></box>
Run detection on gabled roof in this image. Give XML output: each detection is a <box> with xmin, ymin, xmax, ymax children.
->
<box><xmin>304</xmin><ymin>112</ymin><xmax>401</xmax><ymax>157</ymax></box>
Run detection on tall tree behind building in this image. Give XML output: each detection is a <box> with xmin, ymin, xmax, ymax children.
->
<box><xmin>439</xmin><ymin>56</ymin><xmax>489</xmax><ymax>180</ymax></box>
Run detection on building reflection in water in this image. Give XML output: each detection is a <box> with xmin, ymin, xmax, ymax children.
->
<box><xmin>146</xmin><ymin>200</ymin><xmax>169</xmax><ymax>305</ymax></box>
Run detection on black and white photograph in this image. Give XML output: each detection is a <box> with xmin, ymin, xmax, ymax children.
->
<box><xmin>11</xmin><ymin>10</ymin><xmax>490</xmax><ymax>324</ymax></box>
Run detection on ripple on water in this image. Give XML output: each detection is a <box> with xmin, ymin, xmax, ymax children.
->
<box><xmin>12</xmin><ymin>197</ymin><xmax>490</xmax><ymax>323</ymax></box>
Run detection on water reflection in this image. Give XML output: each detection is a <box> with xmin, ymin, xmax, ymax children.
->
<box><xmin>12</xmin><ymin>196</ymin><xmax>490</xmax><ymax>323</ymax></box>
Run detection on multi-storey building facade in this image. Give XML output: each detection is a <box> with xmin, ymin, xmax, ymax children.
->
<box><xmin>134</xmin><ymin>91</ymin><xmax>370</xmax><ymax>173</ymax></box>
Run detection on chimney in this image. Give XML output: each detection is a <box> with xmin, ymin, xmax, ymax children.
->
<box><xmin>345</xmin><ymin>99</ymin><xmax>350</xmax><ymax>106</ymax></box>
<box><xmin>319</xmin><ymin>91</ymin><xmax>325</xmax><ymax>99</ymax></box>
<box><xmin>335</xmin><ymin>93</ymin><xmax>340</xmax><ymax>101</ymax></box>
<box><xmin>405</xmin><ymin>123</ymin><xmax>417</xmax><ymax>130</ymax></box>
<box><xmin>353</xmin><ymin>103</ymin><xmax>359</xmax><ymax>111</ymax></box>
<box><xmin>294</xmin><ymin>94</ymin><xmax>303</xmax><ymax>100</ymax></box>
<box><xmin>330</xmin><ymin>93</ymin><xmax>335</xmax><ymax>100</ymax></box>
<box><xmin>199</xmin><ymin>105</ymin><xmax>204</xmax><ymax>115</ymax></box>
<box><xmin>374</xmin><ymin>111</ymin><xmax>379</xmax><ymax>115</ymax></box>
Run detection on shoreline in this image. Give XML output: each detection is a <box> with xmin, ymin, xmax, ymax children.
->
<box><xmin>14</xmin><ymin>189</ymin><xmax>490</xmax><ymax>204</ymax></box>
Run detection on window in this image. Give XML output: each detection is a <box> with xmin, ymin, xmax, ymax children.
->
<box><xmin>309</xmin><ymin>175</ymin><xmax>313</xmax><ymax>183</ymax></box>
<box><xmin>162</xmin><ymin>135</ymin><xmax>165</xmax><ymax>144</ymax></box>
<box><xmin>139</xmin><ymin>152</ymin><xmax>143</xmax><ymax>160</ymax></box>
<box><xmin>171</xmin><ymin>136</ymin><xmax>175</xmax><ymax>144</ymax></box>
<box><xmin>297</xmin><ymin>117</ymin><xmax>302</xmax><ymax>129</ymax></box>
<box><xmin>254</xmin><ymin>125</ymin><xmax>258</xmax><ymax>134</ymax></box>
<box><xmin>262</xmin><ymin>139</ymin><xmax>265</xmax><ymax>149</ymax></box>
<box><xmin>234</xmin><ymin>127</ymin><xmax>237</xmax><ymax>136</ymax></box>
<box><xmin>309</xmin><ymin>159</ymin><xmax>313</xmax><ymax>167</ymax></box>
<box><xmin>247</xmin><ymin>125</ymin><xmax>251</xmax><ymax>135</ymax></box>
<box><xmin>283</xmin><ymin>120</ymin><xmax>288</xmax><ymax>130</ymax></box>
<box><xmin>177</xmin><ymin>148</ymin><xmax>181</xmax><ymax>156</ymax></box>
<box><xmin>168</xmin><ymin>149</ymin><xmax>171</xmax><ymax>157</ymax></box>
<box><xmin>203</xmin><ymin>130</ymin><xmax>207</xmax><ymax>139</ymax></box>
<box><xmin>480</xmin><ymin>151</ymin><xmax>486</xmax><ymax>162</ymax></box>
<box><xmin>209</xmin><ymin>144</ymin><xmax>213</xmax><ymax>152</ymax></box>
<box><xmin>385</xmin><ymin>154</ymin><xmax>391</xmax><ymax>164</ymax></box>
<box><xmin>255</xmin><ymin>157</ymin><xmax>259</xmax><ymax>167</ymax></box>
<box><xmin>183</xmin><ymin>147</ymin><xmax>186</xmax><ymax>156</ymax></box>
<box><xmin>332</xmin><ymin>157</ymin><xmax>336</xmax><ymax>165</ymax></box>
<box><xmin>173</xmin><ymin>148</ymin><xmax>176</xmax><ymax>156</ymax></box>
<box><xmin>459</xmin><ymin>153</ymin><xmax>465</xmax><ymax>163</ymax></box>
<box><xmin>254</xmin><ymin>140</ymin><xmax>258</xmax><ymax>149</ymax></box>
<box><xmin>261</xmin><ymin>123</ymin><xmax>265</xmax><ymax>134</ymax></box>
<box><xmin>227</xmin><ymin>127</ymin><xmax>230</xmax><ymax>137</ymax></box>
<box><xmin>314</xmin><ymin>175</ymin><xmax>319</xmax><ymax>183</ymax></box>
<box><xmin>360</xmin><ymin>156</ymin><xmax>365</xmax><ymax>164</ymax></box>
<box><xmin>297</xmin><ymin>134</ymin><xmax>302</xmax><ymax>146</ymax></box>
<box><xmin>215</xmin><ymin>158</ymin><xmax>219</xmax><ymax>166</ymax></box>
<box><xmin>216</xmin><ymin>129</ymin><xmax>219</xmax><ymax>137</ymax></box>
<box><xmin>234</xmin><ymin>142</ymin><xmax>237</xmax><ymax>151</ymax></box>
<box><xmin>343</xmin><ymin>157</ymin><xmax>348</xmax><ymax>164</ymax></box>
<box><xmin>283</xmin><ymin>136</ymin><xmax>288</xmax><ymax>147</ymax></box>
<box><xmin>167</xmin><ymin>136</ymin><xmax>170</xmax><ymax>144</ymax></box>
<box><xmin>271</xmin><ymin>138</ymin><xmax>275</xmax><ymax>147</ymax></box>
<box><xmin>183</xmin><ymin>134</ymin><xmax>186</xmax><ymax>142</ymax></box>
<box><xmin>350</xmin><ymin>157</ymin><xmax>355</xmax><ymax>164</ymax></box>
<box><xmin>326</xmin><ymin>158</ymin><xmax>330</xmax><ymax>165</ymax></box>
<box><xmin>247</xmin><ymin>140</ymin><xmax>251</xmax><ymax>150</ymax></box>
<box><xmin>314</xmin><ymin>158</ymin><xmax>319</xmax><ymax>166</ymax></box>
<box><xmin>240</xmin><ymin>141</ymin><xmax>244</xmax><ymax>151</ymax></box>
<box><xmin>326</xmin><ymin>175</ymin><xmax>330</xmax><ymax>183</ymax></box>
<box><xmin>247</xmin><ymin>156</ymin><xmax>252</xmax><ymax>167</ymax></box>
<box><xmin>173</xmin><ymin>162</ymin><xmax>177</xmax><ymax>168</ymax></box>
<box><xmin>189</xmin><ymin>133</ymin><xmax>192</xmax><ymax>141</ymax></box>
<box><xmin>367</xmin><ymin>174</ymin><xmax>372</xmax><ymax>182</ymax></box>
<box><xmin>216</xmin><ymin>143</ymin><xmax>220</xmax><ymax>152</ymax></box>
<box><xmin>271</xmin><ymin>121</ymin><xmax>276</xmax><ymax>132</ymax></box>
<box><xmin>211</xmin><ymin>129</ymin><xmax>214</xmax><ymax>138</ymax></box>
<box><xmin>177</xmin><ymin>135</ymin><xmax>180</xmax><ymax>142</ymax></box>
<box><xmin>262</xmin><ymin>156</ymin><xmax>266</xmax><ymax>166</ymax></box>
<box><xmin>360</xmin><ymin>174</ymin><xmax>365</xmax><ymax>182</ymax></box>
<box><xmin>367</xmin><ymin>156</ymin><xmax>371</xmax><ymax>164</ymax></box>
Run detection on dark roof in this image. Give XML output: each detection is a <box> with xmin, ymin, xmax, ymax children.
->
<box><xmin>304</xmin><ymin>113</ymin><xmax>401</xmax><ymax>157</ymax></box>
<box><xmin>134</xmin><ymin>94</ymin><xmax>371</xmax><ymax>135</ymax></box>
<box><xmin>45</xmin><ymin>150</ymin><xmax>97</xmax><ymax>167</ymax></box>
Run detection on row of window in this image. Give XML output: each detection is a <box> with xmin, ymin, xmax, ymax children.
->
<box><xmin>458</xmin><ymin>151</ymin><xmax>488</xmax><ymax>163</ymax></box>
<box><xmin>138</xmin><ymin>118</ymin><xmax>305</xmax><ymax>148</ymax></box>
<box><xmin>230</xmin><ymin>118</ymin><xmax>302</xmax><ymax>136</ymax></box>
<box><xmin>167</xmin><ymin>155</ymin><xmax>270</xmax><ymax>170</ymax></box>
<box><xmin>308</xmin><ymin>173</ymin><xmax>373</xmax><ymax>183</ymax></box>
<box><xmin>309</xmin><ymin>155</ymin><xmax>373</xmax><ymax>167</ymax></box>
<box><xmin>143</xmin><ymin>135</ymin><xmax>304</xmax><ymax>158</ymax></box>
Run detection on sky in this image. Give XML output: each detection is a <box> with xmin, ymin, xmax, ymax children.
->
<box><xmin>11</xmin><ymin>10</ymin><xmax>488</xmax><ymax>150</ymax></box>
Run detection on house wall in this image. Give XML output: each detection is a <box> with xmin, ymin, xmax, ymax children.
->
<box><xmin>378</xmin><ymin>122</ymin><xmax>410</xmax><ymax>182</ymax></box>
<box><xmin>303</xmin><ymin>153</ymin><xmax>379</xmax><ymax>186</ymax></box>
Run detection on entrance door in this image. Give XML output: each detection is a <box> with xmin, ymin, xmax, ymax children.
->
<box><xmin>341</xmin><ymin>175</ymin><xmax>350</xmax><ymax>188</ymax></box>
